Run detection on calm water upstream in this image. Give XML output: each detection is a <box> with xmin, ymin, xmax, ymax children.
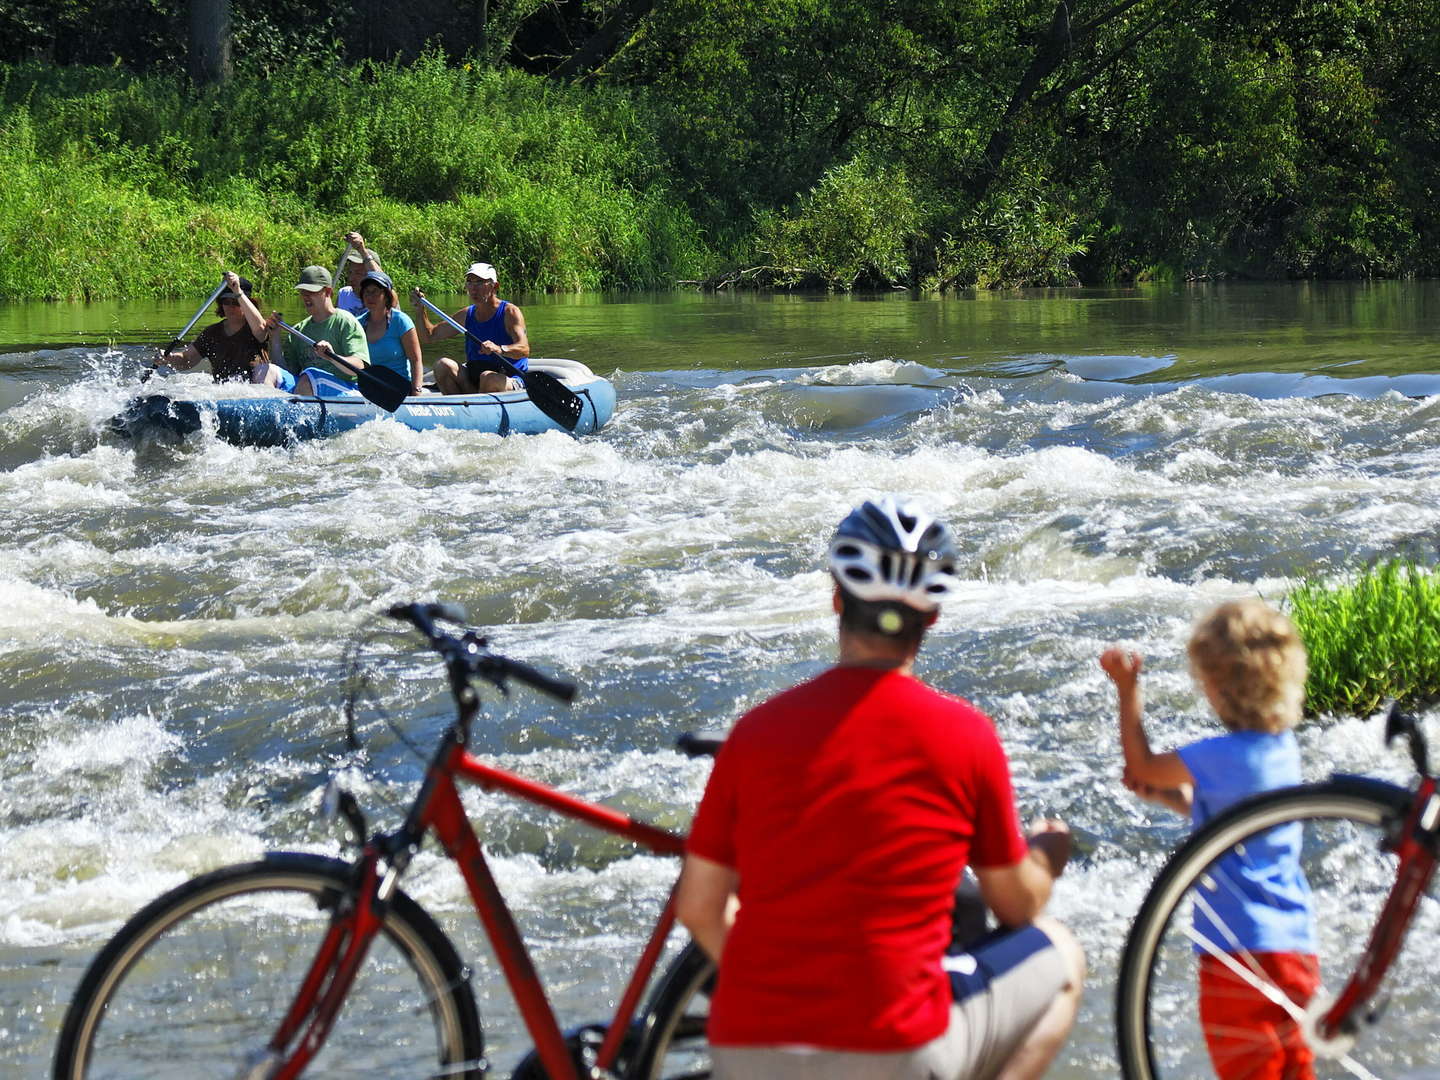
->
<box><xmin>2</xmin><ymin>282</ymin><xmax>1439</xmax><ymax>1075</ymax></box>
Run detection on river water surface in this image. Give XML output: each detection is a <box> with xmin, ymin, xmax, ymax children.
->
<box><xmin>2</xmin><ymin>282</ymin><xmax>1439</xmax><ymax>1075</ymax></box>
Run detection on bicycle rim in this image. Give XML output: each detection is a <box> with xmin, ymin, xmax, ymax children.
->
<box><xmin>1117</xmin><ymin>779</ymin><xmax>1440</xmax><ymax>1080</ymax></box>
<box><xmin>627</xmin><ymin>942</ymin><xmax>713</xmax><ymax>1080</ymax></box>
<box><xmin>54</xmin><ymin>855</ymin><xmax>484</xmax><ymax>1080</ymax></box>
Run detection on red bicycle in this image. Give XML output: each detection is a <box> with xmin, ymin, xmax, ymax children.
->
<box><xmin>54</xmin><ymin>603</ymin><xmax>717</xmax><ymax>1079</ymax></box>
<box><xmin>1116</xmin><ymin>702</ymin><xmax>1440</xmax><ymax>1078</ymax></box>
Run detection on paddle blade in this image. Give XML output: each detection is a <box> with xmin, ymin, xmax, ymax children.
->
<box><xmin>356</xmin><ymin>364</ymin><xmax>412</xmax><ymax>413</ymax></box>
<box><xmin>523</xmin><ymin>369</ymin><xmax>584</xmax><ymax>431</ymax></box>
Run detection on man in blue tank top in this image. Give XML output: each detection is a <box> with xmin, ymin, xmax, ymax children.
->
<box><xmin>411</xmin><ymin>262</ymin><xmax>530</xmax><ymax>395</ymax></box>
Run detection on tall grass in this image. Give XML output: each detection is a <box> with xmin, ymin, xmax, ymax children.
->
<box><xmin>0</xmin><ymin>55</ymin><xmax>714</xmax><ymax>299</ymax></box>
<box><xmin>1285</xmin><ymin>560</ymin><xmax>1440</xmax><ymax>717</ymax></box>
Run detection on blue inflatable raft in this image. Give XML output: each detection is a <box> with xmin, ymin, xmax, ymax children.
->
<box><xmin>112</xmin><ymin>359</ymin><xmax>615</xmax><ymax>446</ymax></box>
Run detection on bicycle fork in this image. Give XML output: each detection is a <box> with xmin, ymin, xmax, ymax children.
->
<box><xmin>1320</xmin><ymin>775</ymin><xmax>1440</xmax><ymax>1042</ymax></box>
<box><xmin>245</xmin><ymin>852</ymin><xmax>391</xmax><ymax>1080</ymax></box>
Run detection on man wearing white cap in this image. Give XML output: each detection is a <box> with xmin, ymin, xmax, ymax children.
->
<box><xmin>411</xmin><ymin>261</ymin><xmax>530</xmax><ymax>395</ymax></box>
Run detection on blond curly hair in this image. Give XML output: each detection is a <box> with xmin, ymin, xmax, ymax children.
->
<box><xmin>1188</xmin><ymin>599</ymin><xmax>1307</xmax><ymax>733</ymax></box>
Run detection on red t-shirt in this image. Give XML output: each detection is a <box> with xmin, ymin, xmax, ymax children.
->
<box><xmin>686</xmin><ymin>666</ymin><xmax>1030</xmax><ymax>1051</ymax></box>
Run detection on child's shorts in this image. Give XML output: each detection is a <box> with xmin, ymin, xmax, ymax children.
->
<box><xmin>711</xmin><ymin>923</ymin><xmax>1070</xmax><ymax>1080</ymax></box>
<box><xmin>1199</xmin><ymin>951</ymin><xmax>1321</xmax><ymax>1080</ymax></box>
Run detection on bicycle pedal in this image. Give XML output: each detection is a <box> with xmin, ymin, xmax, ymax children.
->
<box><xmin>510</xmin><ymin>1023</ymin><xmax>609</xmax><ymax>1080</ymax></box>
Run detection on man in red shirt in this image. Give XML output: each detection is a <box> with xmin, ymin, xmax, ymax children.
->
<box><xmin>677</xmin><ymin>496</ymin><xmax>1084</xmax><ymax>1079</ymax></box>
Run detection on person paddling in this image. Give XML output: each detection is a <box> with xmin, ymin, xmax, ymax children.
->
<box><xmin>357</xmin><ymin>269</ymin><xmax>425</xmax><ymax>396</ymax></box>
<box><xmin>411</xmin><ymin>262</ymin><xmax>529</xmax><ymax>395</ymax></box>
<box><xmin>335</xmin><ymin>230</ymin><xmax>381</xmax><ymax>316</ymax></box>
<box><xmin>162</xmin><ymin>271</ymin><xmax>268</xmax><ymax>383</ymax></box>
<box><xmin>255</xmin><ymin>266</ymin><xmax>370</xmax><ymax>397</ymax></box>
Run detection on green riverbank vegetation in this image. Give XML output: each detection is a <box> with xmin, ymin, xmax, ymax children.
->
<box><xmin>1286</xmin><ymin>561</ymin><xmax>1440</xmax><ymax>718</ymax></box>
<box><xmin>3</xmin><ymin>0</ymin><xmax>1439</xmax><ymax>299</ymax></box>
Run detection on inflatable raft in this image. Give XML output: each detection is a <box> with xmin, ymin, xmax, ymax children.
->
<box><xmin>112</xmin><ymin>359</ymin><xmax>615</xmax><ymax>446</ymax></box>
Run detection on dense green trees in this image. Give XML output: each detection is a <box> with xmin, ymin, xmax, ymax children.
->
<box><xmin>0</xmin><ymin>0</ymin><xmax>1436</xmax><ymax>297</ymax></box>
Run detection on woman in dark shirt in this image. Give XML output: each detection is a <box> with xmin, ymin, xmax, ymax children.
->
<box><xmin>164</xmin><ymin>271</ymin><xmax>268</xmax><ymax>382</ymax></box>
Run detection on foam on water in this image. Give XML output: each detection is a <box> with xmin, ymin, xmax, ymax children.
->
<box><xmin>3</xmin><ymin>344</ymin><xmax>1440</xmax><ymax>1075</ymax></box>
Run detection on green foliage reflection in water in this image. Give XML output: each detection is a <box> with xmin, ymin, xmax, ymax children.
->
<box><xmin>0</xmin><ymin>55</ymin><xmax>712</xmax><ymax>299</ymax></box>
<box><xmin>1286</xmin><ymin>561</ymin><xmax>1440</xmax><ymax>718</ymax></box>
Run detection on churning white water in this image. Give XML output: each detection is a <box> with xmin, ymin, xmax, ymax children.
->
<box><xmin>2</xmin><ymin>285</ymin><xmax>1439</xmax><ymax>1074</ymax></box>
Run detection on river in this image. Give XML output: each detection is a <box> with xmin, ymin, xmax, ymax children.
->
<box><xmin>2</xmin><ymin>282</ymin><xmax>1438</xmax><ymax>1075</ymax></box>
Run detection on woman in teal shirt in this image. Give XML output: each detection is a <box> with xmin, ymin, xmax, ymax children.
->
<box><xmin>357</xmin><ymin>270</ymin><xmax>425</xmax><ymax>396</ymax></box>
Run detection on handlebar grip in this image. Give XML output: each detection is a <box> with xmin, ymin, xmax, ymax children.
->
<box><xmin>499</xmin><ymin>658</ymin><xmax>578</xmax><ymax>703</ymax></box>
<box><xmin>385</xmin><ymin>602</ymin><xmax>469</xmax><ymax>628</ymax></box>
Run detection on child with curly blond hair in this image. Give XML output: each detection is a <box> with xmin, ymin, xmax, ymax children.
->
<box><xmin>1102</xmin><ymin>598</ymin><xmax>1317</xmax><ymax>1080</ymax></box>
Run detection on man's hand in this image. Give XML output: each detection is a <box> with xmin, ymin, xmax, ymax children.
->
<box><xmin>222</xmin><ymin>270</ymin><xmax>241</xmax><ymax>292</ymax></box>
<box><xmin>1027</xmin><ymin>818</ymin><xmax>1072</xmax><ymax>879</ymax></box>
<box><xmin>345</xmin><ymin>230</ymin><xmax>365</xmax><ymax>250</ymax></box>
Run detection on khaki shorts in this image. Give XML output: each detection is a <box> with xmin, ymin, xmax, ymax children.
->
<box><xmin>712</xmin><ymin>924</ymin><xmax>1068</xmax><ymax>1080</ymax></box>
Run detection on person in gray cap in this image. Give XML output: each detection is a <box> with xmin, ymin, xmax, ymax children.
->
<box><xmin>411</xmin><ymin>260</ymin><xmax>530</xmax><ymax>395</ymax></box>
<box><xmin>335</xmin><ymin>229</ymin><xmax>381</xmax><ymax>316</ymax></box>
<box><xmin>163</xmin><ymin>270</ymin><xmax>268</xmax><ymax>382</ymax></box>
<box><xmin>256</xmin><ymin>265</ymin><xmax>370</xmax><ymax>397</ymax></box>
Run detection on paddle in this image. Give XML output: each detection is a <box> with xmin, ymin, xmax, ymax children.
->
<box><xmin>274</xmin><ymin>317</ymin><xmax>412</xmax><ymax>413</ymax></box>
<box><xmin>143</xmin><ymin>278</ymin><xmax>227</xmax><ymax>380</ymax></box>
<box><xmin>415</xmin><ymin>294</ymin><xmax>583</xmax><ymax>432</ymax></box>
<box><xmin>332</xmin><ymin>244</ymin><xmax>354</xmax><ymax>304</ymax></box>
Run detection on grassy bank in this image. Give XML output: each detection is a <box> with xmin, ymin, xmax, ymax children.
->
<box><xmin>1286</xmin><ymin>560</ymin><xmax>1440</xmax><ymax>718</ymax></box>
<box><xmin>0</xmin><ymin>57</ymin><xmax>714</xmax><ymax>300</ymax></box>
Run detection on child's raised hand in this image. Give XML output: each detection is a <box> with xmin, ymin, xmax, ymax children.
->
<box><xmin>1099</xmin><ymin>647</ymin><xmax>1142</xmax><ymax>688</ymax></box>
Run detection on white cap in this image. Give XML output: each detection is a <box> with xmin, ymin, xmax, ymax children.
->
<box><xmin>465</xmin><ymin>262</ymin><xmax>498</xmax><ymax>282</ymax></box>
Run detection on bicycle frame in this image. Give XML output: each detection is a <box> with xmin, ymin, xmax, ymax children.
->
<box><xmin>1319</xmin><ymin>771</ymin><xmax>1440</xmax><ymax>1039</ymax></box>
<box><xmin>268</xmin><ymin>644</ymin><xmax>689</xmax><ymax>1080</ymax></box>
<box><xmin>1316</xmin><ymin>704</ymin><xmax>1440</xmax><ymax>1042</ymax></box>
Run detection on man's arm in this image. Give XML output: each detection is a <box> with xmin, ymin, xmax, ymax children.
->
<box><xmin>409</xmin><ymin>288</ymin><xmax>459</xmax><ymax>344</ymax></box>
<box><xmin>675</xmin><ymin>853</ymin><xmax>739</xmax><ymax>963</ymax></box>
<box><xmin>975</xmin><ymin>819</ymin><xmax>1071</xmax><ymax>928</ymax></box>
<box><xmin>501</xmin><ymin>302</ymin><xmax>530</xmax><ymax>361</ymax></box>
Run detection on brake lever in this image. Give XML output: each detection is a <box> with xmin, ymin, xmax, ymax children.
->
<box><xmin>1383</xmin><ymin>701</ymin><xmax>1430</xmax><ymax>776</ymax></box>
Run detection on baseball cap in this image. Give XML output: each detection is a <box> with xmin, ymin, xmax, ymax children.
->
<box><xmin>295</xmin><ymin>265</ymin><xmax>332</xmax><ymax>292</ymax></box>
<box><xmin>359</xmin><ymin>269</ymin><xmax>394</xmax><ymax>291</ymax></box>
<box><xmin>465</xmin><ymin>262</ymin><xmax>498</xmax><ymax>282</ymax></box>
<box><xmin>345</xmin><ymin>248</ymin><xmax>381</xmax><ymax>265</ymax></box>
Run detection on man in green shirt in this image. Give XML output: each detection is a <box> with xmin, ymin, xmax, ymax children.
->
<box><xmin>257</xmin><ymin>265</ymin><xmax>370</xmax><ymax>397</ymax></box>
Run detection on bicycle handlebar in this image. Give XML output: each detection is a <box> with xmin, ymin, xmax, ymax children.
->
<box><xmin>384</xmin><ymin>602</ymin><xmax>578</xmax><ymax>704</ymax></box>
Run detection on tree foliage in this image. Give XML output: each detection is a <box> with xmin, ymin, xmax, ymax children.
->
<box><xmin>2</xmin><ymin>0</ymin><xmax>1439</xmax><ymax>290</ymax></box>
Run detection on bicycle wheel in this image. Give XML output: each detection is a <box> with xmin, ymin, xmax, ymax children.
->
<box><xmin>1117</xmin><ymin>776</ymin><xmax>1440</xmax><ymax>1080</ymax></box>
<box><xmin>625</xmin><ymin>941</ymin><xmax>714</xmax><ymax>1080</ymax></box>
<box><xmin>54</xmin><ymin>852</ymin><xmax>485</xmax><ymax>1080</ymax></box>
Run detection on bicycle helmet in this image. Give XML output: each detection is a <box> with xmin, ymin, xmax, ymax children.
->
<box><xmin>828</xmin><ymin>496</ymin><xmax>960</xmax><ymax>612</ymax></box>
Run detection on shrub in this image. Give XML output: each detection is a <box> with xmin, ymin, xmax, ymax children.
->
<box><xmin>746</xmin><ymin>158</ymin><xmax>922</xmax><ymax>290</ymax></box>
<box><xmin>1285</xmin><ymin>560</ymin><xmax>1440</xmax><ymax>718</ymax></box>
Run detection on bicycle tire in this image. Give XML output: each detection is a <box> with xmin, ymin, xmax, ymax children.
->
<box><xmin>53</xmin><ymin>852</ymin><xmax>486</xmax><ymax>1080</ymax></box>
<box><xmin>625</xmin><ymin>941</ymin><xmax>714</xmax><ymax>1080</ymax></box>
<box><xmin>1116</xmin><ymin>775</ymin><xmax>1440</xmax><ymax>1079</ymax></box>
